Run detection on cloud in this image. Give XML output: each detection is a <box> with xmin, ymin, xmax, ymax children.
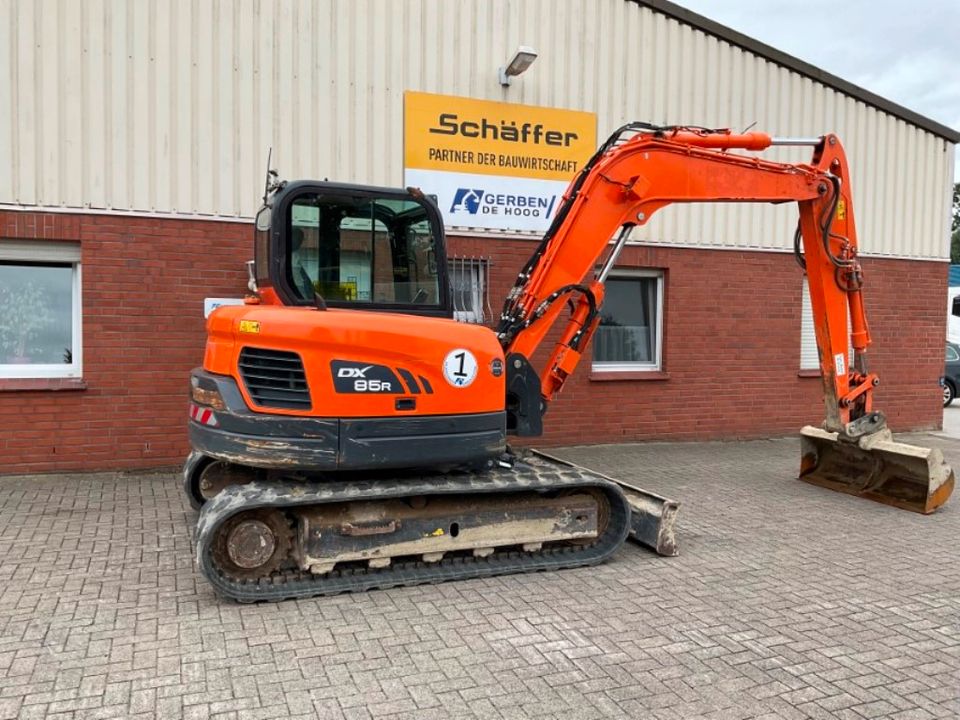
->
<box><xmin>676</xmin><ymin>0</ymin><xmax>960</xmax><ymax>178</ymax></box>
<box><xmin>678</xmin><ymin>0</ymin><xmax>959</xmax><ymax>122</ymax></box>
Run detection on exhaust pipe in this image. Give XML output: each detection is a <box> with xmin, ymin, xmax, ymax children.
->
<box><xmin>799</xmin><ymin>425</ymin><xmax>954</xmax><ymax>514</ymax></box>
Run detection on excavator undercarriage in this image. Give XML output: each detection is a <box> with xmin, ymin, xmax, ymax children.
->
<box><xmin>188</xmin><ymin>450</ymin><xmax>675</xmax><ymax>602</ymax></box>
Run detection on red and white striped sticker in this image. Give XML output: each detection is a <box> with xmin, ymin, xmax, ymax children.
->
<box><xmin>189</xmin><ymin>403</ymin><xmax>219</xmax><ymax>427</ymax></box>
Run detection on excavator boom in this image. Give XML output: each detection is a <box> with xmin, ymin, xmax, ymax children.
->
<box><xmin>496</xmin><ymin>123</ymin><xmax>953</xmax><ymax>514</ymax></box>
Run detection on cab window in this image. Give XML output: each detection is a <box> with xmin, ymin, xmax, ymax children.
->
<box><xmin>288</xmin><ymin>195</ymin><xmax>441</xmax><ymax>307</ymax></box>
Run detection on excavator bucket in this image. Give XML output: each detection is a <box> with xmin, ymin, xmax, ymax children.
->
<box><xmin>799</xmin><ymin>426</ymin><xmax>954</xmax><ymax>514</ymax></box>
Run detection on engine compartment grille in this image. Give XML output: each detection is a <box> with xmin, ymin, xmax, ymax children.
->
<box><xmin>238</xmin><ymin>347</ymin><xmax>311</xmax><ymax>410</ymax></box>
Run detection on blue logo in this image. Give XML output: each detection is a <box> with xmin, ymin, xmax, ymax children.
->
<box><xmin>447</xmin><ymin>187</ymin><xmax>559</xmax><ymax>221</ymax></box>
<box><xmin>450</xmin><ymin>188</ymin><xmax>484</xmax><ymax>215</ymax></box>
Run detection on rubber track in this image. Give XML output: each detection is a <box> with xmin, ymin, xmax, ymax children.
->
<box><xmin>195</xmin><ymin>456</ymin><xmax>632</xmax><ymax>602</ymax></box>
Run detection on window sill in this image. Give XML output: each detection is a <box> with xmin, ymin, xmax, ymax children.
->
<box><xmin>0</xmin><ymin>377</ymin><xmax>87</xmax><ymax>392</ymax></box>
<box><xmin>589</xmin><ymin>370</ymin><xmax>670</xmax><ymax>382</ymax></box>
<box><xmin>797</xmin><ymin>369</ymin><xmax>821</xmax><ymax>378</ymax></box>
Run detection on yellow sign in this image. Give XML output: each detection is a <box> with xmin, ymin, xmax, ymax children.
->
<box><xmin>404</xmin><ymin>91</ymin><xmax>596</xmax><ymax>182</ymax></box>
<box><xmin>315</xmin><ymin>281</ymin><xmax>358</xmax><ymax>302</ymax></box>
<box><xmin>238</xmin><ymin>320</ymin><xmax>261</xmax><ymax>334</ymax></box>
<box><xmin>836</xmin><ymin>198</ymin><xmax>846</xmax><ymax>220</ymax></box>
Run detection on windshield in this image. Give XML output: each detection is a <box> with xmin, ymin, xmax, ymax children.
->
<box><xmin>287</xmin><ymin>194</ymin><xmax>441</xmax><ymax>307</ymax></box>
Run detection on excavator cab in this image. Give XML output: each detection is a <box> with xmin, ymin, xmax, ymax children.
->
<box><xmin>251</xmin><ymin>181</ymin><xmax>452</xmax><ymax>318</ymax></box>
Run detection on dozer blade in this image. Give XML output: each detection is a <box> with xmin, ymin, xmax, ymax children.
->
<box><xmin>532</xmin><ymin>450</ymin><xmax>680</xmax><ymax>556</ymax></box>
<box><xmin>799</xmin><ymin>426</ymin><xmax>954</xmax><ymax>514</ymax></box>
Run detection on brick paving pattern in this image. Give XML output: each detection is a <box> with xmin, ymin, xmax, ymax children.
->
<box><xmin>1</xmin><ymin>434</ymin><xmax>958</xmax><ymax>719</ymax></box>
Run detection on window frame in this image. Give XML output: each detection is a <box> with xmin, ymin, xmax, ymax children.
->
<box><xmin>271</xmin><ymin>182</ymin><xmax>453</xmax><ymax>318</ymax></box>
<box><xmin>591</xmin><ymin>269</ymin><xmax>664</xmax><ymax>373</ymax></box>
<box><xmin>0</xmin><ymin>242</ymin><xmax>83</xmax><ymax>380</ymax></box>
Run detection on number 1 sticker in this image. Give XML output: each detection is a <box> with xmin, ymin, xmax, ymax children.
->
<box><xmin>443</xmin><ymin>349</ymin><xmax>478</xmax><ymax>388</ymax></box>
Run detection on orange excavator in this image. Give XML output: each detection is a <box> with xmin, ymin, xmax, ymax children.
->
<box><xmin>184</xmin><ymin>124</ymin><xmax>954</xmax><ymax>602</ymax></box>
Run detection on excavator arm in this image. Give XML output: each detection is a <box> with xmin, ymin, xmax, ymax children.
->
<box><xmin>497</xmin><ymin>124</ymin><xmax>953</xmax><ymax>513</ymax></box>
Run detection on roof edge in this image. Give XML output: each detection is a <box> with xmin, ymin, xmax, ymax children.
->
<box><xmin>631</xmin><ymin>0</ymin><xmax>960</xmax><ymax>144</ymax></box>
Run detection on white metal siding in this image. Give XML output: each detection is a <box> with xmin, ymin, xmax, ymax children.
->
<box><xmin>0</xmin><ymin>0</ymin><xmax>954</xmax><ymax>259</ymax></box>
<box><xmin>800</xmin><ymin>278</ymin><xmax>820</xmax><ymax>371</ymax></box>
<box><xmin>800</xmin><ymin>277</ymin><xmax>852</xmax><ymax>371</ymax></box>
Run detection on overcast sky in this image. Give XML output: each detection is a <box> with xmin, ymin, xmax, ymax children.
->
<box><xmin>676</xmin><ymin>0</ymin><xmax>960</xmax><ymax>181</ymax></box>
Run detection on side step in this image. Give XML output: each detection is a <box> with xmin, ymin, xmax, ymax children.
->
<box><xmin>531</xmin><ymin>450</ymin><xmax>680</xmax><ymax>556</ymax></box>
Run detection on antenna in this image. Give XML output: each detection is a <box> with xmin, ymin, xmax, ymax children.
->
<box><xmin>262</xmin><ymin>148</ymin><xmax>276</xmax><ymax>205</ymax></box>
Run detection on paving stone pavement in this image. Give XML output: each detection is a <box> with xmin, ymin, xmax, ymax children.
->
<box><xmin>1</xmin><ymin>434</ymin><xmax>959</xmax><ymax>719</ymax></box>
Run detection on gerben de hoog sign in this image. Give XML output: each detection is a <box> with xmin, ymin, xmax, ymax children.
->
<box><xmin>404</xmin><ymin>91</ymin><xmax>597</xmax><ymax>232</ymax></box>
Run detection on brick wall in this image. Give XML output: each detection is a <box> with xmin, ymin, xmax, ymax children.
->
<box><xmin>518</xmin><ymin>244</ymin><xmax>948</xmax><ymax>446</ymax></box>
<box><xmin>1</xmin><ymin>211</ymin><xmax>249</xmax><ymax>473</ymax></box>
<box><xmin>0</xmin><ymin>211</ymin><xmax>947</xmax><ymax>473</ymax></box>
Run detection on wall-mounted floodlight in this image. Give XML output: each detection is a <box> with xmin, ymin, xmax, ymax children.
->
<box><xmin>499</xmin><ymin>46</ymin><xmax>538</xmax><ymax>86</ymax></box>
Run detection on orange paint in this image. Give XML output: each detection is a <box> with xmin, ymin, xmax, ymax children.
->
<box><xmin>205</xmin><ymin>304</ymin><xmax>504</xmax><ymax>418</ymax></box>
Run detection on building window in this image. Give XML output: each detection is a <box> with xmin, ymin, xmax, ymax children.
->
<box><xmin>800</xmin><ymin>277</ymin><xmax>851</xmax><ymax>371</ymax></box>
<box><xmin>592</xmin><ymin>271</ymin><xmax>663</xmax><ymax>371</ymax></box>
<box><xmin>449</xmin><ymin>257</ymin><xmax>490</xmax><ymax>324</ymax></box>
<box><xmin>0</xmin><ymin>241</ymin><xmax>82</xmax><ymax>379</ymax></box>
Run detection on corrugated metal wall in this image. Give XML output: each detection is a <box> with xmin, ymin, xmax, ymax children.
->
<box><xmin>1</xmin><ymin>0</ymin><xmax>954</xmax><ymax>259</ymax></box>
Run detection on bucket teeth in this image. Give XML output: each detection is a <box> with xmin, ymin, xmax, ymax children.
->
<box><xmin>798</xmin><ymin>426</ymin><xmax>955</xmax><ymax>514</ymax></box>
